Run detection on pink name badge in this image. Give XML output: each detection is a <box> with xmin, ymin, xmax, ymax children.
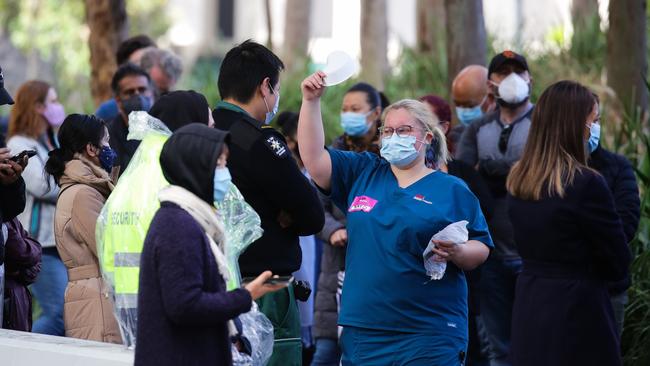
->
<box><xmin>348</xmin><ymin>195</ymin><xmax>378</xmax><ymax>213</ymax></box>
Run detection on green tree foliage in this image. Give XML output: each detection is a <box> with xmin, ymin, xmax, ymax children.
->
<box><xmin>126</xmin><ymin>0</ymin><xmax>169</xmax><ymax>40</ymax></box>
<box><xmin>0</xmin><ymin>0</ymin><xmax>169</xmax><ymax>113</ymax></box>
<box><xmin>2</xmin><ymin>0</ymin><xmax>91</xmax><ymax>110</ymax></box>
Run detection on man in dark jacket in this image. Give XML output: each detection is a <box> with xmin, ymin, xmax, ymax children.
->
<box><xmin>456</xmin><ymin>51</ymin><xmax>534</xmax><ymax>366</ymax></box>
<box><xmin>0</xmin><ymin>148</ymin><xmax>27</xmax><ymax>265</ymax></box>
<box><xmin>213</xmin><ymin>40</ymin><xmax>325</xmax><ymax>365</ymax></box>
<box><xmin>589</xmin><ymin>144</ymin><xmax>640</xmax><ymax>336</ymax></box>
<box><xmin>0</xmin><ymin>65</ymin><xmax>27</xmax><ymax>264</ymax></box>
<box><xmin>0</xmin><ymin>66</ymin><xmax>28</xmax><ymax>326</ymax></box>
<box><xmin>107</xmin><ymin>63</ymin><xmax>154</xmax><ymax>175</ymax></box>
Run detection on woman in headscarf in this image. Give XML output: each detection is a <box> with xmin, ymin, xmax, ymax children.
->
<box><xmin>135</xmin><ymin>124</ymin><xmax>284</xmax><ymax>366</ymax></box>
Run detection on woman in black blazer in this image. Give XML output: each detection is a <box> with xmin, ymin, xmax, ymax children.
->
<box><xmin>506</xmin><ymin>80</ymin><xmax>631</xmax><ymax>366</ymax></box>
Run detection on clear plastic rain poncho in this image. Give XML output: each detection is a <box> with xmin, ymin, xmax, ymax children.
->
<box><xmin>216</xmin><ymin>185</ymin><xmax>273</xmax><ymax>366</ymax></box>
<box><xmin>96</xmin><ymin>113</ymin><xmax>274</xmax><ymax>365</ymax></box>
<box><xmin>96</xmin><ymin>112</ymin><xmax>171</xmax><ymax>347</ymax></box>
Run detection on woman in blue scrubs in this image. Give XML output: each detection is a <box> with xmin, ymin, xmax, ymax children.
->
<box><xmin>297</xmin><ymin>71</ymin><xmax>493</xmax><ymax>365</ymax></box>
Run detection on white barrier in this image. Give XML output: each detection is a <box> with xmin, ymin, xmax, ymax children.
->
<box><xmin>0</xmin><ymin>329</ymin><xmax>134</xmax><ymax>366</ymax></box>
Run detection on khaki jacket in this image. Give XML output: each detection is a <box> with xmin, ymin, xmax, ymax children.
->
<box><xmin>54</xmin><ymin>156</ymin><xmax>122</xmax><ymax>344</ymax></box>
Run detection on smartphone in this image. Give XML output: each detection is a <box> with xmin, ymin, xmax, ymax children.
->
<box><xmin>242</xmin><ymin>275</ymin><xmax>294</xmax><ymax>285</ymax></box>
<box><xmin>9</xmin><ymin>150</ymin><xmax>37</xmax><ymax>162</ymax></box>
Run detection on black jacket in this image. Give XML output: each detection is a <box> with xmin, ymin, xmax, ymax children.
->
<box><xmin>108</xmin><ymin>115</ymin><xmax>141</xmax><ymax>175</ymax></box>
<box><xmin>508</xmin><ymin>170</ymin><xmax>630</xmax><ymax>366</ymax></box>
<box><xmin>589</xmin><ymin>146</ymin><xmax>640</xmax><ymax>294</ymax></box>
<box><xmin>213</xmin><ymin>107</ymin><xmax>324</xmax><ymax>276</ymax></box>
<box><xmin>0</xmin><ymin>177</ymin><xmax>27</xmax><ymax>265</ymax></box>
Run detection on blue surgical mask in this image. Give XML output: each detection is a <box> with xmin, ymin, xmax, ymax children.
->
<box><xmin>380</xmin><ymin>134</ymin><xmax>422</xmax><ymax>167</ymax></box>
<box><xmin>340</xmin><ymin>112</ymin><xmax>371</xmax><ymax>136</ymax></box>
<box><xmin>213</xmin><ymin>167</ymin><xmax>232</xmax><ymax>202</ymax></box>
<box><xmin>98</xmin><ymin>146</ymin><xmax>117</xmax><ymax>173</ymax></box>
<box><xmin>455</xmin><ymin>106</ymin><xmax>483</xmax><ymax>126</ymax></box>
<box><xmin>588</xmin><ymin>122</ymin><xmax>600</xmax><ymax>153</ymax></box>
<box><xmin>263</xmin><ymin>84</ymin><xmax>280</xmax><ymax>124</ymax></box>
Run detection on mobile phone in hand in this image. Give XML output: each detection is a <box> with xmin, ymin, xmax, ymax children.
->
<box><xmin>9</xmin><ymin>150</ymin><xmax>37</xmax><ymax>162</ymax></box>
<box><xmin>242</xmin><ymin>275</ymin><xmax>294</xmax><ymax>285</ymax></box>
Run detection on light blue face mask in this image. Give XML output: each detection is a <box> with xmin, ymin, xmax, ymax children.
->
<box><xmin>588</xmin><ymin>122</ymin><xmax>601</xmax><ymax>153</ymax></box>
<box><xmin>213</xmin><ymin>167</ymin><xmax>232</xmax><ymax>202</ymax></box>
<box><xmin>340</xmin><ymin>111</ymin><xmax>371</xmax><ymax>136</ymax></box>
<box><xmin>263</xmin><ymin>84</ymin><xmax>280</xmax><ymax>124</ymax></box>
<box><xmin>456</xmin><ymin>106</ymin><xmax>483</xmax><ymax>126</ymax></box>
<box><xmin>380</xmin><ymin>134</ymin><xmax>421</xmax><ymax>167</ymax></box>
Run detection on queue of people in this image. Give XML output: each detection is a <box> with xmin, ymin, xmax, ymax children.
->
<box><xmin>0</xmin><ymin>36</ymin><xmax>640</xmax><ymax>366</ymax></box>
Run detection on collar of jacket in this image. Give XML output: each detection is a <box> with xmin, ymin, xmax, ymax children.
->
<box><xmin>213</xmin><ymin>105</ymin><xmax>264</xmax><ymax>131</ymax></box>
<box><xmin>215</xmin><ymin>100</ymin><xmax>251</xmax><ymax>117</ymax></box>
<box><xmin>59</xmin><ymin>154</ymin><xmax>114</xmax><ymax>197</ymax></box>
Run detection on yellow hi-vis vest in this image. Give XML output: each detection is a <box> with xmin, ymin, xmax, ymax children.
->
<box><xmin>97</xmin><ymin>133</ymin><xmax>169</xmax><ymax>310</ymax></box>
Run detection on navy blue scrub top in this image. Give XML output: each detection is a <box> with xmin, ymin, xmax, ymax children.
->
<box><xmin>325</xmin><ymin>148</ymin><xmax>493</xmax><ymax>341</ymax></box>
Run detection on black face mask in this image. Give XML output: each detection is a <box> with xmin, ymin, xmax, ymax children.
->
<box><xmin>121</xmin><ymin>94</ymin><xmax>152</xmax><ymax>117</ymax></box>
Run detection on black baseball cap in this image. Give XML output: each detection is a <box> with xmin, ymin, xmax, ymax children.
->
<box><xmin>488</xmin><ymin>50</ymin><xmax>529</xmax><ymax>77</ymax></box>
<box><xmin>0</xmin><ymin>66</ymin><xmax>14</xmax><ymax>105</ymax></box>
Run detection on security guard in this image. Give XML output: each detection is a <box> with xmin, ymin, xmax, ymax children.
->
<box><xmin>213</xmin><ymin>40</ymin><xmax>324</xmax><ymax>366</ymax></box>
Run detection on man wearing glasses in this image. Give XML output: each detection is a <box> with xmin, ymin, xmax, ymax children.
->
<box><xmin>455</xmin><ymin>50</ymin><xmax>534</xmax><ymax>366</ymax></box>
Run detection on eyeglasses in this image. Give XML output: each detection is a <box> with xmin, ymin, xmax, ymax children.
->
<box><xmin>498</xmin><ymin>125</ymin><xmax>513</xmax><ymax>154</ymax></box>
<box><xmin>378</xmin><ymin>125</ymin><xmax>424</xmax><ymax>138</ymax></box>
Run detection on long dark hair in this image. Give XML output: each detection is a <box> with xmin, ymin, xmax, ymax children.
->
<box><xmin>507</xmin><ymin>80</ymin><xmax>596</xmax><ymax>200</ymax></box>
<box><xmin>45</xmin><ymin>114</ymin><xmax>107</xmax><ymax>184</ymax></box>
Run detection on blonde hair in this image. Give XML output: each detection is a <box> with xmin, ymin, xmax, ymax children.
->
<box><xmin>381</xmin><ymin>99</ymin><xmax>449</xmax><ymax>168</ymax></box>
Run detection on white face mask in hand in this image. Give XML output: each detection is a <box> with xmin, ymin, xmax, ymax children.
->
<box><xmin>497</xmin><ymin>73</ymin><xmax>530</xmax><ymax>104</ymax></box>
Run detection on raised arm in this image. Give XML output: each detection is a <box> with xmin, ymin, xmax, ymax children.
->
<box><xmin>298</xmin><ymin>71</ymin><xmax>332</xmax><ymax>191</ymax></box>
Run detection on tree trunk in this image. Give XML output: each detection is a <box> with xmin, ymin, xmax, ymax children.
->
<box><xmin>283</xmin><ymin>0</ymin><xmax>311</xmax><ymax>72</ymax></box>
<box><xmin>360</xmin><ymin>0</ymin><xmax>388</xmax><ymax>90</ymax></box>
<box><xmin>444</xmin><ymin>0</ymin><xmax>487</xmax><ymax>87</ymax></box>
<box><xmin>572</xmin><ymin>0</ymin><xmax>599</xmax><ymax>26</ymax></box>
<box><xmin>416</xmin><ymin>0</ymin><xmax>445</xmax><ymax>53</ymax></box>
<box><xmin>265</xmin><ymin>0</ymin><xmax>273</xmax><ymax>51</ymax></box>
<box><xmin>85</xmin><ymin>0</ymin><xmax>128</xmax><ymax>107</ymax></box>
<box><xmin>571</xmin><ymin>0</ymin><xmax>599</xmax><ymax>41</ymax></box>
<box><xmin>606</xmin><ymin>0</ymin><xmax>648</xmax><ymax>112</ymax></box>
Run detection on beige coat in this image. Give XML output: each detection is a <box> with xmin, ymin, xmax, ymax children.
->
<box><xmin>54</xmin><ymin>156</ymin><xmax>122</xmax><ymax>344</ymax></box>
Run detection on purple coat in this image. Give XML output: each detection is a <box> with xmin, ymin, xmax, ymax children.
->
<box><xmin>135</xmin><ymin>202</ymin><xmax>252</xmax><ymax>366</ymax></box>
<box><xmin>3</xmin><ymin>218</ymin><xmax>41</xmax><ymax>331</ymax></box>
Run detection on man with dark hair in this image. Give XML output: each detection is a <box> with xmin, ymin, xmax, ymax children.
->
<box><xmin>107</xmin><ymin>63</ymin><xmax>153</xmax><ymax>174</ymax></box>
<box><xmin>96</xmin><ymin>35</ymin><xmax>157</xmax><ymax>121</ymax></box>
<box><xmin>586</xmin><ymin>100</ymin><xmax>640</xmax><ymax>337</ymax></box>
<box><xmin>456</xmin><ymin>50</ymin><xmax>534</xmax><ymax>366</ymax></box>
<box><xmin>116</xmin><ymin>34</ymin><xmax>157</xmax><ymax>66</ymax></box>
<box><xmin>213</xmin><ymin>40</ymin><xmax>324</xmax><ymax>365</ymax></box>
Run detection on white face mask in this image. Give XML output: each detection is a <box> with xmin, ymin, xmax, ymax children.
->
<box><xmin>497</xmin><ymin>73</ymin><xmax>530</xmax><ymax>104</ymax></box>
